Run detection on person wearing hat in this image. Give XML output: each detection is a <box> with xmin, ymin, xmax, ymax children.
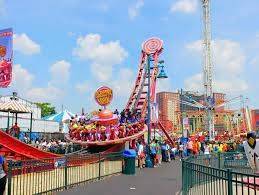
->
<box><xmin>0</xmin><ymin>155</ymin><xmax>8</xmax><ymax>195</ymax></box>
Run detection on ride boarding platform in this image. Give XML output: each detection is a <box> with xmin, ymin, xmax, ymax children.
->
<box><xmin>58</xmin><ymin>161</ymin><xmax>182</xmax><ymax>195</ymax></box>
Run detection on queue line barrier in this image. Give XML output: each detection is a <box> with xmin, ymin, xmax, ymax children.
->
<box><xmin>182</xmin><ymin>152</ymin><xmax>259</xmax><ymax>195</ymax></box>
<box><xmin>6</xmin><ymin>152</ymin><xmax>123</xmax><ymax>195</ymax></box>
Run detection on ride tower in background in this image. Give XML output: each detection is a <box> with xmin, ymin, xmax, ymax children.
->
<box><xmin>202</xmin><ymin>0</ymin><xmax>215</xmax><ymax>141</ymax></box>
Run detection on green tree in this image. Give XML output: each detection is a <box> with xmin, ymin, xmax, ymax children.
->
<box><xmin>36</xmin><ymin>102</ymin><xmax>57</xmax><ymax>118</ymax></box>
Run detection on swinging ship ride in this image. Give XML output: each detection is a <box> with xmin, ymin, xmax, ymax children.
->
<box><xmin>65</xmin><ymin>37</ymin><xmax>173</xmax><ymax>150</ymax></box>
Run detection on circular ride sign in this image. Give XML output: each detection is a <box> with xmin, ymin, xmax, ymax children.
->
<box><xmin>142</xmin><ymin>37</ymin><xmax>163</xmax><ymax>55</ymax></box>
<box><xmin>94</xmin><ymin>86</ymin><xmax>113</xmax><ymax>107</ymax></box>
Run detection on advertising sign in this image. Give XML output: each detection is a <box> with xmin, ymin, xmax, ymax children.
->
<box><xmin>94</xmin><ymin>86</ymin><xmax>113</xmax><ymax>107</ymax></box>
<box><xmin>0</xmin><ymin>28</ymin><xmax>13</xmax><ymax>87</ymax></box>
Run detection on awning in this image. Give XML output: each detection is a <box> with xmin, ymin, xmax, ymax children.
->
<box><xmin>43</xmin><ymin>110</ymin><xmax>74</xmax><ymax>123</ymax></box>
<box><xmin>0</xmin><ymin>100</ymin><xmax>31</xmax><ymax>113</ymax></box>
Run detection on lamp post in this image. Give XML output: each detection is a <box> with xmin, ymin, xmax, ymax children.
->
<box><xmin>180</xmin><ymin>88</ymin><xmax>183</xmax><ymax>136</ymax></box>
<box><xmin>145</xmin><ymin>55</ymin><xmax>168</xmax><ymax>168</ymax></box>
<box><xmin>147</xmin><ymin>54</ymin><xmax>151</xmax><ymax>146</ymax></box>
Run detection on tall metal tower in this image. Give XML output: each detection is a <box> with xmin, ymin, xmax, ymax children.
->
<box><xmin>202</xmin><ymin>0</ymin><xmax>214</xmax><ymax>140</ymax></box>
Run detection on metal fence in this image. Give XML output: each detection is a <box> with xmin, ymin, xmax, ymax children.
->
<box><xmin>182</xmin><ymin>152</ymin><xmax>259</xmax><ymax>195</ymax></box>
<box><xmin>6</xmin><ymin>152</ymin><xmax>123</xmax><ymax>195</ymax></box>
<box><xmin>191</xmin><ymin>152</ymin><xmax>253</xmax><ymax>174</ymax></box>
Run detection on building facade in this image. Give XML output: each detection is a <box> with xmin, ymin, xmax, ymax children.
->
<box><xmin>213</xmin><ymin>92</ymin><xmax>226</xmax><ymax>111</ymax></box>
<box><xmin>156</xmin><ymin>90</ymin><xmax>241</xmax><ymax>135</ymax></box>
<box><xmin>156</xmin><ymin>92</ymin><xmax>180</xmax><ymax>131</ymax></box>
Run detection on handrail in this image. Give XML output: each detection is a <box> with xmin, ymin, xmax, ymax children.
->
<box><xmin>182</xmin><ymin>152</ymin><xmax>259</xmax><ymax>195</ymax></box>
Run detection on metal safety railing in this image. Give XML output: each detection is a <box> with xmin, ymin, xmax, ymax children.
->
<box><xmin>182</xmin><ymin>152</ymin><xmax>259</xmax><ymax>195</ymax></box>
<box><xmin>5</xmin><ymin>152</ymin><xmax>123</xmax><ymax>195</ymax></box>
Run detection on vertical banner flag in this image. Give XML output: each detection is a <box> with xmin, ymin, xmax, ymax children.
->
<box><xmin>0</xmin><ymin>28</ymin><xmax>13</xmax><ymax>87</ymax></box>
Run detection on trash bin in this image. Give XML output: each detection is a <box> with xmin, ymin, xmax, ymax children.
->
<box><xmin>123</xmin><ymin>149</ymin><xmax>136</xmax><ymax>175</ymax></box>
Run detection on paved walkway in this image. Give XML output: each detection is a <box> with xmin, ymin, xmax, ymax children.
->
<box><xmin>58</xmin><ymin>160</ymin><xmax>182</xmax><ymax>195</ymax></box>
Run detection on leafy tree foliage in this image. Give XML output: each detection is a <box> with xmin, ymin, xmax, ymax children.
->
<box><xmin>35</xmin><ymin>102</ymin><xmax>56</xmax><ymax>118</ymax></box>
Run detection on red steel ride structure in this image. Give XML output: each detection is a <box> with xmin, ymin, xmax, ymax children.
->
<box><xmin>126</xmin><ymin>38</ymin><xmax>163</xmax><ymax>118</ymax></box>
<box><xmin>126</xmin><ymin>37</ymin><xmax>174</xmax><ymax>145</ymax></box>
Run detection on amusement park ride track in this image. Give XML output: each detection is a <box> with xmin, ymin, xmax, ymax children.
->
<box><xmin>0</xmin><ymin>37</ymin><xmax>174</xmax><ymax>161</ymax></box>
<box><xmin>126</xmin><ymin>38</ymin><xmax>174</xmax><ymax>145</ymax></box>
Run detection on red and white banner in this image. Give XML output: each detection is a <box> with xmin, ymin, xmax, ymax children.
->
<box><xmin>0</xmin><ymin>28</ymin><xmax>13</xmax><ymax>88</ymax></box>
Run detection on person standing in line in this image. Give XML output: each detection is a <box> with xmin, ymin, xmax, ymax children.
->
<box><xmin>0</xmin><ymin>155</ymin><xmax>8</xmax><ymax>195</ymax></box>
<box><xmin>165</xmin><ymin>142</ymin><xmax>171</xmax><ymax>162</ymax></box>
<box><xmin>204</xmin><ymin>143</ymin><xmax>211</xmax><ymax>166</ymax></box>
<box><xmin>150</xmin><ymin>139</ymin><xmax>157</xmax><ymax>167</ymax></box>
<box><xmin>187</xmin><ymin>140</ymin><xmax>193</xmax><ymax>156</ymax></box>
<box><xmin>156</xmin><ymin>140</ymin><xmax>162</xmax><ymax>165</ymax></box>
<box><xmin>171</xmin><ymin>144</ymin><xmax>177</xmax><ymax>160</ymax></box>
<box><xmin>137</xmin><ymin>140</ymin><xmax>145</xmax><ymax>169</ymax></box>
<box><xmin>179</xmin><ymin>142</ymin><xmax>184</xmax><ymax>159</ymax></box>
<box><xmin>192</xmin><ymin>139</ymin><xmax>199</xmax><ymax>156</ymax></box>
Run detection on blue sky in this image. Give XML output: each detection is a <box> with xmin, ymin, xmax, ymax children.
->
<box><xmin>0</xmin><ymin>0</ymin><xmax>259</xmax><ymax>113</ymax></box>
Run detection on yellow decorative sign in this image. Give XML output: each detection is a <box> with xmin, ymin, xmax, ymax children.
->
<box><xmin>0</xmin><ymin>45</ymin><xmax>6</xmax><ymax>57</ymax></box>
<box><xmin>94</xmin><ymin>86</ymin><xmax>113</xmax><ymax>107</ymax></box>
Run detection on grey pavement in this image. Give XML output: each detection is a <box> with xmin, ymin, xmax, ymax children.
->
<box><xmin>58</xmin><ymin>160</ymin><xmax>182</xmax><ymax>195</ymax></box>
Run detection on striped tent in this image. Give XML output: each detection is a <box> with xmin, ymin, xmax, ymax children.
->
<box><xmin>43</xmin><ymin>110</ymin><xmax>74</xmax><ymax>123</ymax></box>
<box><xmin>0</xmin><ymin>100</ymin><xmax>31</xmax><ymax>113</ymax></box>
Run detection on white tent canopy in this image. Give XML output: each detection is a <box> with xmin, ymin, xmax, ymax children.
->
<box><xmin>43</xmin><ymin>110</ymin><xmax>74</xmax><ymax>123</ymax></box>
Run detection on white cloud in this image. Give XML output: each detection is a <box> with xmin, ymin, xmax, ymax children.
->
<box><xmin>12</xmin><ymin>64</ymin><xmax>34</xmax><ymax>90</ymax></box>
<box><xmin>14</xmin><ymin>33</ymin><xmax>41</xmax><ymax>55</ymax></box>
<box><xmin>215</xmin><ymin>79</ymin><xmax>248</xmax><ymax>93</ymax></box>
<box><xmin>157</xmin><ymin>78</ymin><xmax>174</xmax><ymax>93</ymax></box>
<box><xmin>128</xmin><ymin>0</ymin><xmax>144</xmax><ymax>20</ymax></box>
<box><xmin>90</xmin><ymin>63</ymin><xmax>113</xmax><ymax>81</ymax></box>
<box><xmin>184</xmin><ymin>73</ymin><xmax>248</xmax><ymax>94</ymax></box>
<box><xmin>111</xmin><ymin>68</ymin><xmax>135</xmax><ymax>97</ymax></box>
<box><xmin>185</xmin><ymin>39</ymin><xmax>248</xmax><ymax>94</ymax></box>
<box><xmin>73</xmin><ymin>34</ymin><xmax>128</xmax><ymax>81</ymax></box>
<box><xmin>49</xmin><ymin>60</ymin><xmax>71</xmax><ymax>84</ymax></box>
<box><xmin>184</xmin><ymin>73</ymin><xmax>203</xmax><ymax>91</ymax></box>
<box><xmin>187</xmin><ymin>39</ymin><xmax>245</xmax><ymax>75</ymax></box>
<box><xmin>76</xmin><ymin>82</ymin><xmax>89</xmax><ymax>94</ymax></box>
<box><xmin>170</xmin><ymin>0</ymin><xmax>198</xmax><ymax>14</ymax></box>
<box><xmin>0</xmin><ymin>0</ymin><xmax>6</xmax><ymax>16</ymax></box>
<box><xmin>11</xmin><ymin>64</ymin><xmax>64</xmax><ymax>102</ymax></box>
<box><xmin>26</xmin><ymin>84</ymin><xmax>63</xmax><ymax>102</ymax></box>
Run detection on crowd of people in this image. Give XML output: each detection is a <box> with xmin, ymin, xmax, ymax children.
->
<box><xmin>135</xmin><ymin>137</ymin><xmax>245</xmax><ymax>169</ymax></box>
<box><xmin>32</xmin><ymin>138</ymin><xmax>79</xmax><ymax>154</ymax></box>
<box><xmin>68</xmin><ymin>109</ymin><xmax>145</xmax><ymax>142</ymax></box>
<box><xmin>136</xmin><ymin>139</ymin><xmax>173</xmax><ymax>169</ymax></box>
